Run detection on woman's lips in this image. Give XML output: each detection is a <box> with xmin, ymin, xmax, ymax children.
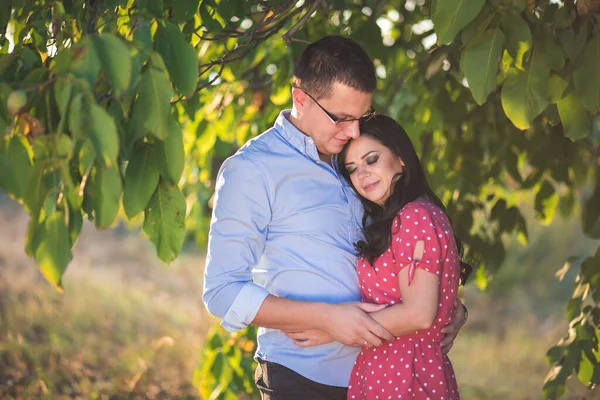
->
<box><xmin>363</xmin><ymin>181</ymin><xmax>379</xmax><ymax>191</ymax></box>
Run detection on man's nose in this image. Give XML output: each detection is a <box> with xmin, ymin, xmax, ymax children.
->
<box><xmin>342</xmin><ymin>120</ymin><xmax>360</xmax><ymax>139</ymax></box>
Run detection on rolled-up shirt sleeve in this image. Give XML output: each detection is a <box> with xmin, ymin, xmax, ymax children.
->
<box><xmin>202</xmin><ymin>151</ymin><xmax>272</xmax><ymax>332</ymax></box>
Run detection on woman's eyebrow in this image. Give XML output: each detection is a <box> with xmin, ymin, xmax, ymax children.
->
<box><xmin>361</xmin><ymin>151</ymin><xmax>377</xmax><ymax>159</ymax></box>
<box><xmin>344</xmin><ymin>151</ymin><xmax>377</xmax><ymax>166</ymax></box>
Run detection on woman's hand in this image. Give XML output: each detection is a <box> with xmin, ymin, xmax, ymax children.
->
<box><xmin>283</xmin><ymin>329</ymin><xmax>335</xmax><ymax>347</ymax></box>
<box><xmin>440</xmin><ymin>298</ymin><xmax>467</xmax><ymax>354</ymax></box>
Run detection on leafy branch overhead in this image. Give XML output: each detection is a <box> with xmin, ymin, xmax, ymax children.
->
<box><xmin>0</xmin><ymin>0</ymin><xmax>310</xmax><ymax>290</ymax></box>
<box><xmin>1</xmin><ymin>0</ymin><xmax>599</xmax><ymax>399</ymax></box>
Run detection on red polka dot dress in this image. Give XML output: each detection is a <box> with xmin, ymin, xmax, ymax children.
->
<box><xmin>347</xmin><ymin>199</ymin><xmax>460</xmax><ymax>400</ymax></box>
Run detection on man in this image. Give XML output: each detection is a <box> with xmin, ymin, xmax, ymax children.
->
<box><xmin>203</xmin><ymin>36</ymin><xmax>466</xmax><ymax>399</ymax></box>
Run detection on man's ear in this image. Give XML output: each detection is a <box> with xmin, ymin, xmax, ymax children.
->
<box><xmin>292</xmin><ymin>88</ymin><xmax>307</xmax><ymax>112</ymax></box>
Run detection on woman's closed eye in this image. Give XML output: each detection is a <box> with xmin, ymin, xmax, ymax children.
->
<box><xmin>366</xmin><ymin>155</ymin><xmax>379</xmax><ymax>165</ymax></box>
<box><xmin>347</xmin><ymin>166</ymin><xmax>357</xmax><ymax>175</ymax></box>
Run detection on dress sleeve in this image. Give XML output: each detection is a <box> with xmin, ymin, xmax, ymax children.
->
<box><xmin>390</xmin><ymin>202</ymin><xmax>449</xmax><ymax>286</ymax></box>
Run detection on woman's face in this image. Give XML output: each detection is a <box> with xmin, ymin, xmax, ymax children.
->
<box><xmin>343</xmin><ymin>135</ymin><xmax>405</xmax><ymax>206</ymax></box>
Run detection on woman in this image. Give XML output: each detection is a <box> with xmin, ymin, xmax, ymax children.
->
<box><xmin>284</xmin><ymin>115</ymin><xmax>472</xmax><ymax>398</ymax></box>
<box><xmin>337</xmin><ymin>114</ymin><xmax>472</xmax><ymax>399</ymax></box>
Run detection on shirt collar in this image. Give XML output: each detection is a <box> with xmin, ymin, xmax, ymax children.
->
<box><xmin>274</xmin><ymin>110</ymin><xmax>320</xmax><ymax>161</ymax></box>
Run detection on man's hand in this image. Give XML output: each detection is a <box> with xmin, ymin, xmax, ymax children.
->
<box><xmin>440</xmin><ymin>298</ymin><xmax>466</xmax><ymax>354</ymax></box>
<box><xmin>284</xmin><ymin>329</ymin><xmax>335</xmax><ymax>347</ymax></box>
<box><xmin>319</xmin><ymin>302</ymin><xmax>394</xmax><ymax>347</ymax></box>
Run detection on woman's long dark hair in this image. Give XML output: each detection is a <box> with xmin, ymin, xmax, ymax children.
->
<box><xmin>338</xmin><ymin>115</ymin><xmax>472</xmax><ymax>285</ymax></box>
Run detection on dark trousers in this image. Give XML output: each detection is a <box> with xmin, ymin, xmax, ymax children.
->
<box><xmin>255</xmin><ymin>359</ymin><xmax>348</xmax><ymax>400</ymax></box>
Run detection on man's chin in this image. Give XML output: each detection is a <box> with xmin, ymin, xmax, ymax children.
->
<box><xmin>328</xmin><ymin>145</ymin><xmax>345</xmax><ymax>155</ymax></box>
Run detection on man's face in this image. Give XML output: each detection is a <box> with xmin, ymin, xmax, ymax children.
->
<box><xmin>298</xmin><ymin>82</ymin><xmax>374</xmax><ymax>158</ymax></box>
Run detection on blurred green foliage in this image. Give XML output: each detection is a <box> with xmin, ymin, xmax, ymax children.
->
<box><xmin>1</xmin><ymin>0</ymin><xmax>599</xmax><ymax>398</ymax></box>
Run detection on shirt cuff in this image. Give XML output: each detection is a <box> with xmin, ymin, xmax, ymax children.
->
<box><xmin>221</xmin><ymin>282</ymin><xmax>270</xmax><ymax>332</ymax></box>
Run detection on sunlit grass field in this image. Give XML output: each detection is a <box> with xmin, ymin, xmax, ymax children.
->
<box><xmin>0</xmin><ymin>198</ymin><xmax>597</xmax><ymax>399</ymax></box>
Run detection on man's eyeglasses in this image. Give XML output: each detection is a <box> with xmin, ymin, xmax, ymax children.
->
<box><xmin>294</xmin><ymin>87</ymin><xmax>376</xmax><ymax>127</ymax></box>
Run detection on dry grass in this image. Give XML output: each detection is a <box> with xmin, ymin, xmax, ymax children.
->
<box><xmin>0</xmin><ymin>199</ymin><xmax>215</xmax><ymax>399</ymax></box>
<box><xmin>0</xmin><ymin>197</ymin><xmax>598</xmax><ymax>399</ymax></box>
<box><xmin>452</xmin><ymin>290</ymin><xmax>595</xmax><ymax>400</ymax></box>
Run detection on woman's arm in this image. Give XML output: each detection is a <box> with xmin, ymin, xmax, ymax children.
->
<box><xmin>368</xmin><ymin>262</ymin><xmax>440</xmax><ymax>336</ymax></box>
<box><xmin>283</xmin><ymin>266</ymin><xmax>438</xmax><ymax>347</ymax></box>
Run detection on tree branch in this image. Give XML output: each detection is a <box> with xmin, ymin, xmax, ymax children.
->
<box><xmin>282</xmin><ymin>0</ymin><xmax>324</xmax><ymax>45</ymax></box>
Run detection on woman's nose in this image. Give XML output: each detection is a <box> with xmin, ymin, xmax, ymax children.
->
<box><xmin>357</xmin><ymin>167</ymin><xmax>370</xmax><ymax>178</ymax></box>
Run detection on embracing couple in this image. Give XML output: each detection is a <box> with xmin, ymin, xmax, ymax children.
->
<box><xmin>203</xmin><ymin>36</ymin><xmax>472</xmax><ymax>400</ymax></box>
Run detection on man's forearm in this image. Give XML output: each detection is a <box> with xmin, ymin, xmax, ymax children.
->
<box><xmin>250</xmin><ymin>294</ymin><xmax>331</xmax><ymax>331</ymax></box>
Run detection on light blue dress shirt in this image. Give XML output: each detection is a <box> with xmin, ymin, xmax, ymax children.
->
<box><xmin>202</xmin><ymin>110</ymin><xmax>364</xmax><ymax>387</ymax></box>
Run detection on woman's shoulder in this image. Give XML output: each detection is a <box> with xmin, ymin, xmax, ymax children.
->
<box><xmin>394</xmin><ymin>199</ymin><xmax>451</xmax><ymax>231</ymax></box>
<box><xmin>397</xmin><ymin>198</ymin><xmax>444</xmax><ymax>218</ymax></box>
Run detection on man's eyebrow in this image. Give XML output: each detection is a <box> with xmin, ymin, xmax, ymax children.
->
<box><xmin>337</xmin><ymin>111</ymin><xmax>362</xmax><ymax>119</ymax></box>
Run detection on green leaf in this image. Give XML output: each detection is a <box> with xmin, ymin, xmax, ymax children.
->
<box><xmin>546</xmin><ymin>345</ymin><xmax>566</xmax><ymax>365</ymax></box>
<box><xmin>566</xmin><ymin>296</ymin><xmax>582</xmax><ymax>321</ymax></box>
<box><xmin>54</xmin><ymin>76</ymin><xmax>74</xmax><ymax>120</ymax></box>
<box><xmin>148</xmin><ymin>50</ymin><xmax>169</xmax><ymax>73</ymax></box>
<box><xmin>70</xmin><ymin>36</ymin><xmax>101</xmax><ymax>89</ymax></box>
<box><xmin>0</xmin><ymin>135</ymin><xmax>32</xmax><ymax>199</ymax></box>
<box><xmin>460</xmin><ymin>28</ymin><xmax>505</xmax><ymax>105</ymax></box>
<box><xmin>123</xmin><ymin>144</ymin><xmax>160</xmax><ymax>218</ymax></box>
<box><xmin>557</xmin><ymin>92</ymin><xmax>592</xmax><ymax>141</ymax></box>
<box><xmin>155</xmin><ymin>21</ymin><xmax>198</xmax><ymax>97</ymax></box>
<box><xmin>537</xmin><ymin>26</ymin><xmax>565</xmax><ymax>71</ymax></box>
<box><xmin>42</xmin><ymin>191</ymin><xmax>58</xmax><ymax>219</ymax></box>
<box><xmin>24</xmin><ymin>161</ymin><xmax>49</xmax><ymax>218</ymax></box>
<box><xmin>500</xmin><ymin>10</ymin><xmax>531</xmax><ymax>69</ymax></box>
<box><xmin>582</xmin><ymin>171</ymin><xmax>600</xmax><ymax>239</ymax></box>
<box><xmin>68</xmin><ymin>206</ymin><xmax>83</xmax><ymax>247</ymax></box>
<box><xmin>534</xmin><ymin>180</ymin><xmax>557</xmax><ymax>224</ymax></box>
<box><xmin>68</xmin><ymin>92</ymin><xmax>86</xmax><ymax>140</ymax></box>
<box><xmin>143</xmin><ymin>180</ymin><xmax>186</xmax><ymax>263</ymax></box>
<box><xmin>172</xmin><ymin>0</ymin><xmax>199</xmax><ymax>22</ymax></box>
<box><xmin>157</xmin><ymin>117</ymin><xmax>185</xmax><ymax>184</ymax></box>
<box><xmin>501</xmin><ymin>49</ymin><xmax>549</xmax><ymax>130</ymax></box>
<box><xmin>461</xmin><ymin>3</ymin><xmax>496</xmax><ymax>45</ymax></box>
<box><xmin>578</xmin><ymin>351</ymin><xmax>595</xmax><ymax>385</ymax></box>
<box><xmin>54</xmin><ymin>133</ymin><xmax>73</xmax><ymax>159</ymax></box>
<box><xmin>0</xmin><ymin>0</ymin><xmax>11</xmax><ymax>37</ymax></box>
<box><xmin>432</xmin><ymin>0</ymin><xmax>486</xmax><ymax>45</ymax></box>
<box><xmin>131</xmin><ymin>68</ymin><xmax>172</xmax><ymax>141</ymax></box>
<box><xmin>148</xmin><ymin>0</ymin><xmax>164</xmax><ymax>17</ymax></box>
<box><xmin>25</xmin><ymin>213</ymin><xmax>42</xmax><ymax>257</ymax></box>
<box><xmin>90</xmin><ymin>34</ymin><xmax>132</xmax><ymax>97</ymax></box>
<box><xmin>567</xmin><ymin>20</ymin><xmax>591</xmax><ymax>63</ymax></box>
<box><xmin>134</xmin><ymin>21</ymin><xmax>153</xmax><ymax>52</ymax></box>
<box><xmin>90</xmin><ymin>165</ymin><xmax>122</xmax><ymax>229</ymax></box>
<box><xmin>474</xmin><ymin>265</ymin><xmax>489</xmax><ymax>291</ymax></box>
<box><xmin>558</xmin><ymin>189</ymin><xmax>576</xmax><ymax>218</ymax></box>
<box><xmin>34</xmin><ymin>212</ymin><xmax>72</xmax><ymax>292</ymax></box>
<box><xmin>494</xmin><ymin>0</ymin><xmax>527</xmax><ymax>12</ymax></box>
<box><xmin>78</xmin><ymin>139</ymin><xmax>96</xmax><ymax>176</ymax></box>
<box><xmin>572</xmin><ymin>34</ymin><xmax>600</xmax><ymax>113</ymax></box>
<box><xmin>200</xmin><ymin>2</ymin><xmax>224</xmax><ymax>32</ymax></box>
<box><xmin>543</xmin><ymin>365</ymin><xmax>568</xmax><ymax>399</ymax></box>
<box><xmin>104</xmin><ymin>0</ymin><xmax>128</xmax><ymax>7</ymax></box>
<box><xmin>548</xmin><ymin>74</ymin><xmax>568</xmax><ymax>104</ymax></box>
<box><xmin>89</xmin><ymin>104</ymin><xmax>119</xmax><ymax>167</ymax></box>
